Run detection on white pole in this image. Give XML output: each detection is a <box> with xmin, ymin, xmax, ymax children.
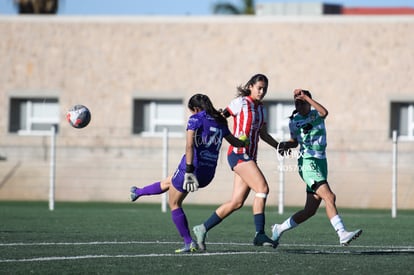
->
<box><xmin>278</xmin><ymin>155</ymin><xmax>285</xmax><ymax>215</ymax></box>
<box><xmin>161</xmin><ymin>128</ymin><xmax>169</xmax><ymax>213</ymax></box>
<box><xmin>49</xmin><ymin>125</ymin><xmax>56</xmax><ymax>211</ymax></box>
<box><xmin>391</xmin><ymin>130</ymin><xmax>398</xmax><ymax>218</ymax></box>
<box><xmin>278</xmin><ymin>130</ymin><xmax>285</xmax><ymax>215</ymax></box>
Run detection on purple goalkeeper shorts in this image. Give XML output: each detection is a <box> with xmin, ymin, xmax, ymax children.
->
<box><xmin>171</xmin><ymin>165</ymin><xmax>215</xmax><ymax>193</ymax></box>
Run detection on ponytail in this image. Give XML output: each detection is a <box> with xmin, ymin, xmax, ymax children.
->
<box><xmin>289</xmin><ymin>110</ymin><xmax>298</xmax><ymax>120</ymax></box>
<box><xmin>188</xmin><ymin>94</ymin><xmax>227</xmax><ymax>125</ymax></box>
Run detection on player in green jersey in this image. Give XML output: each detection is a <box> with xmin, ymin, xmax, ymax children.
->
<box><xmin>271</xmin><ymin>89</ymin><xmax>362</xmax><ymax>246</ymax></box>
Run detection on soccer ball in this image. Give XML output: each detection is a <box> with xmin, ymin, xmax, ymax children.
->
<box><xmin>66</xmin><ymin>104</ymin><xmax>91</xmax><ymax>129</ymax></box>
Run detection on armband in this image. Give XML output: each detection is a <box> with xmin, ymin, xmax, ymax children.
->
<box><xmin>221</xmin><ymin>108</ymin><xmax>231</xmax><ymax>118</ymax></box>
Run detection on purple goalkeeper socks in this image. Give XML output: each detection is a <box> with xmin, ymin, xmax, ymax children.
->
<box><xmin>136</xmin><ymin>181</ymin><xmax>163</xmax><ymax>196</ymax></box>
<box><xmin>171</xmin><ymin>208</ymin><xmax>193</xmax><ymax>244</ymax></box>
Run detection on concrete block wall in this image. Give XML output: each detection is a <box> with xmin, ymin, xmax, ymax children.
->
<box><xmin>0</xmin><ymin>16</ymin><xmax>413</xmax><ymax>208</ymax></box>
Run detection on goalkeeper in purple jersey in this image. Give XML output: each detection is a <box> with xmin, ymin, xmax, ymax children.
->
<box><xmin>130</xmin><ymin>93</ymin><xmax>248</xmax><ymax>253</ymax></box>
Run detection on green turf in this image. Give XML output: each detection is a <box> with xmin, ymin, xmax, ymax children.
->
<box><xmin>0</xmin><ymin>201</ymin><xmax>413</xmax><ymax>274</ymax></box>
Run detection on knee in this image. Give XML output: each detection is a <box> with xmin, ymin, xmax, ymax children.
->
<box><xmin>168</xmin><ymin>196</ymin><xmax>181</xmax><ymax>209</ymax></box>
<box><xmin>168</xmin><ymin>201</ymin><xmax>179</xmax><ymax>210</ymax></box>
<box><xmin>161</xmin><ymin>178</ymin><xmax>172</xmax><ymax>191</ymax></box>
<box><xmin>230</xmin><ymin>200</ymin><xmax>244</xmax><ymax>210</ymax></box>
<box><xmin>255</xmin><ymin>182</ymin><xmax>269</xmax><ymax>200</ymax></box>
<box><xmin>255</xmin><ymin>184</ymin><xmax>269</xmax><ymax>195</ymax></box>
<box><xmin>304</xmin><ymin>207</ymin><xmax>318</xmax><ymax>217</ymax></box>
<box><xmin>329</xmin><ymin>192</ymin><xmax>336</xmax><ymax>203</ymax></box>
<box><xmin>325</xmin><ymin>192</ymin><xmax>336</xmax><ymax>205</ymax></box>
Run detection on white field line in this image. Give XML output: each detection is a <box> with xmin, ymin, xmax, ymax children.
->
<box><xmin>1</xmin><ymin>241</ymin><xmax>413</xmax><ymax>263</ymax></box>
<box><xmin>0</xmin><ymin>251</ymin><xmax>276</xmax><ymax>263</ymax></box>
<box><xmin>0</xmin><ymin>241</ymin><xmax>413</xmax><ymax>250</ymax></box>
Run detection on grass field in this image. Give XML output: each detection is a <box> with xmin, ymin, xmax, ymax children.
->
<box><xmin>0</xmin><ymin>201</ymin><xmax>413</xmax><ymax>274</ymax></box>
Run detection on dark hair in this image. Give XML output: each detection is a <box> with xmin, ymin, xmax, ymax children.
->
<box><xmin>188</xmin><ymin>93</ymin><xmax>227</xmax><ymax>125</ymax></box>
<box><xmin>289</xmin><ymin>90</ymin><xmax>312</xmax><ymax>119</ymax></box>
<box><xmin>299</xmin><ymin>90</ymin><xmax>312</xmax><ymax>99</ymax></box>
<box><xmin>236</xmin><ymin>74</ymin><xmax>268</xmax><ymax>97</ymax></box>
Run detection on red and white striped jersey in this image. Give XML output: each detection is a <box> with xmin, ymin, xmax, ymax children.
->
<box><xmin>226</xmin><ymin>96</ymin><xmax>266</xmax><ymax>160</ymax></box>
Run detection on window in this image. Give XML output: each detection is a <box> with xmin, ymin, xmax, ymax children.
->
<box><xmin>9</xmin><ymin>98</ymin><xmax>59</xmax><ymax>134</ymax></box>
<box><xmin>390</xmin><ymin>102</ymin><xmax>414</xmax><ymax>140</ymax></box>
<box><xmin>133</xmin><ymin>99</ymin><xmax>185</xmax><ymax>137</ymax></box>
<box><xmin>264</xmin><ymin>101</ymin><xmax>295</xmax><ymax>139</ymax></box>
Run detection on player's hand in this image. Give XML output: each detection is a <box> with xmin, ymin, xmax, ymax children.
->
<box><xmin>239</xmin><ymin>134</ymin><xmax>250</xmax><ymax>146</ymax></box>
<box><xmin>277</xmin><ymin>142</ymin><xmax>288</xmax><ymax>156</ymax></box>
<box><xmin>183</xmin><ymin>173</ymin><xmax>199</xmax><ymax>192</ymax></box>
<box><xmin>294</xmin><ymin>89</ymin><xmax>309</xmax><ymax>102</ymax></box>
<box><xmin>293</xmin><ymin>89</ymin><xmax>302</xmax><ymax>97</ymax></box>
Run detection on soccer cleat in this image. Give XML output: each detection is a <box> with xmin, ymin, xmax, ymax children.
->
<box><xmin>130</xmin><ymin>186</ymin><xmax>141</xmax><ymax>202</ymax></box>
<box><xmin>192</xmin><ymin>224</ymin><xmax>207</xmax><ymax>251</ymax></box>
<box><xmin>271</xmin><ymin>224</ymin><xmax>281</xmax><ymax>242</ymax></box>
<box><xmin>253</xmin><ymin>232</ymin><xmax>278</xmax><ymax>248</ymax></box>
<box><xmin>175</xmin><ymin>240</ymin><xmax>198</xmax><ymax>253</ymax></box>
<box><xmin>340</xmin><ymin>229</ymin><xmax>362</xmax><ymax>246</ymax></box>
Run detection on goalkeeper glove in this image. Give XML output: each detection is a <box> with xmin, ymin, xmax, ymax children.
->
<box><xmin>183</xmin><ymin>173</ymin><xmax>199</xmax><ymax>192</ymax></box>
<box><xmin>183</xmin><ymin>164</ymin><xmax>199</xmax><ymax>192</ymax></box>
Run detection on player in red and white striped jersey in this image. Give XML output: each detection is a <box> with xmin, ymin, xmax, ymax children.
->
<box><xmin>193</xmin><ymin>74</ymin><xmax>281</xmax><ymax>249</ymax></box>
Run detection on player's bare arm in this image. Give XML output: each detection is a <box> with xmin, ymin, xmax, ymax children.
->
<box><xmin>185</xmin><ymin>129</ymin><xmax>195</xmax><ymax>166</ymax></box>
<box><xmin>259</xmin><ymin>124</ymin><xmax>279</xmax><ymax>149</ymax></box>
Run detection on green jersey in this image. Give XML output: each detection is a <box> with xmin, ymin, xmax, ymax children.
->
<box><xmin>289</xmin><ymin>109</ymin><xmax>327</xmax><ymax>159</ymax></box>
